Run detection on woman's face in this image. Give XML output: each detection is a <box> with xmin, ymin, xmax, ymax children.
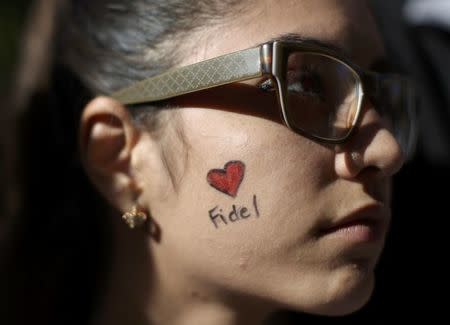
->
<box><xmin>134</xmin><ymin>0</ymin><xmax>404</xmax><ymax>316</ymax></box>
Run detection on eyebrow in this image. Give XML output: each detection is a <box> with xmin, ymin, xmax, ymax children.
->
<box><xmin>264</xmin><ymin>32</ymin><xmax>395</xmax><ymax>73</ymax></box>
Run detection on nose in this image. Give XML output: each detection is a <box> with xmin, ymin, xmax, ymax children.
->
<box><xmin>334</xmin><ymin>104</ymin><xmax>406</xmax><ymax>179</ymax></box>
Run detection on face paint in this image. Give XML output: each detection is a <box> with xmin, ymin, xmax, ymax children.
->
<box><xmin>207</xmin><ymin>161</ymin><xmax>245</xmax><ymax>197</ymax></box>
<box><xmin>208</xmin><ymin>195</ymin><xmax>260</xmax><ymax>229</ymax></box>
<box><xmin>206</xmin><ymin>161</ymin><xmax>260</xmax><ymax>228</ymax></box>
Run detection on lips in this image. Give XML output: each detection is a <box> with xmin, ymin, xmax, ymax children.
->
<box><xmin>319</xmin><ymin>204</ymin><xmax>389</xmax><ymax>239</ymax></box>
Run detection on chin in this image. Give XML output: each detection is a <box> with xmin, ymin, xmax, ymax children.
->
<box><xmin>267</xmin><ymin>257</ymin><xmax>379</xmax><ymax>317</ymax></box>
<box><xmin>314</xmin><ymin>264</ymin><xmax>376</xmax><ymax>316</ymax></box>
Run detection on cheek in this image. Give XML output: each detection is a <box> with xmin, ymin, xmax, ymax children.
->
<box><xmin>156</xmin><ymin>109</ymin><xmax>336</xmax><ymax>272</ymax></box>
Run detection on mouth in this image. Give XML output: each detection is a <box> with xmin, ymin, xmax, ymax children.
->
<box><xmin>318</xmin><ymin>204</ymin><xmax>389</xmax><ymax>244</ymax></box>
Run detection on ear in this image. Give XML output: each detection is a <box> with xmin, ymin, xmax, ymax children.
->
<box><xmin>80</xmin><ymin>96</ymin><xmax>141</xmax><ymax>213</ymax></box>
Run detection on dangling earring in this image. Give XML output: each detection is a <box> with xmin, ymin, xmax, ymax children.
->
<box><xmin>122</xmin><ymin>205</ymin><xmax>148</xmax><ymax>229</ymax></box>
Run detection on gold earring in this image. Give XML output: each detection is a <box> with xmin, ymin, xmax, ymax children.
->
<box><xmin>122</xmin><ymin>206</ymin><xmax>148</xmax><ymax>229</ymax></box>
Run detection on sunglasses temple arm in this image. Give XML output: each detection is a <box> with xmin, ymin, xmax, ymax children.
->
<box><xmin>111</xmin><ymin>47</ymin><xmax>263</xmax><ymax>105</ymax></box>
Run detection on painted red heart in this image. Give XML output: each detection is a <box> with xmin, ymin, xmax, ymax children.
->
<box><xmin>207</xmin><ymin>161</ymin><xmax>245</xmax><ymax>198</ymax></box>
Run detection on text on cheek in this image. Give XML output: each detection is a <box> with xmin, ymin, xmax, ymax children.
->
<box><xmin>208</xmin><ymin>195</ymin><xmax>260</xmax><ymax>229</ymax></box>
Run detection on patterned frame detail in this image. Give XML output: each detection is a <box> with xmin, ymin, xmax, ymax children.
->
<box><xmin>111</xmin><ymin>47</ymin><xmax>262</xmax><ymax>105</ymax></box>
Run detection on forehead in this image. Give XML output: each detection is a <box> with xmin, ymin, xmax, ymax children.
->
<box><xmin>185</xmin><ymin>0</ymin><xmax>384</xmax><ymax>69</ymax></box>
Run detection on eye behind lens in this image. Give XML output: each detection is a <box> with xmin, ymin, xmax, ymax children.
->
<box><xmin>284</xmin><ymin>52</ymin><xmax>360</xmax><ymax>141</ymax></box>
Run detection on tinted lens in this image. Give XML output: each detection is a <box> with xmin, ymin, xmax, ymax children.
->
<box><xmin>285</xmin><ymin>52</ymin><xmax>361</xmax><ymax>140</ymax></box>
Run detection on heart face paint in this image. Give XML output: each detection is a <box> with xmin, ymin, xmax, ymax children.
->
<box><xmin>207</xmin><ymin>161</ymin><xmax>245</xmax><ymax>197</ymax></box>
<box><xmin>206</xmin><ymin>161</ymin><xmax>261</xmax><ymax>228</ymax></box>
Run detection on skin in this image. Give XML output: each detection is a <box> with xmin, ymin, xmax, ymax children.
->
<box><xmin>80</xmin><ymin>1</ymin><xmax>404</xmax><ymax>324</ymax></box>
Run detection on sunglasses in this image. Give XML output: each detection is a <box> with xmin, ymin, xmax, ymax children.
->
<box><xmin>111</xmin><ymin>40</ymin><xmax>417</xmax><ymax>159</ymax></box>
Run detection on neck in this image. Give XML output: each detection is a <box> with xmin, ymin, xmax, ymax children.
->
<box><xmin>92</xmin><ymin>218</ymin><xmax>274</xmax><ymax>325</ymax></box>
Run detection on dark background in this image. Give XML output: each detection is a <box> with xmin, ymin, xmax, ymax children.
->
<box><xmin>0</xmin><ymin>1</ymin><xmax>29</xmax><ymax>96</ymax></box>
<box><xmin>1</xmin><ymin>0</ymin><xmax>449</xmax><ymax>324</ymax></box>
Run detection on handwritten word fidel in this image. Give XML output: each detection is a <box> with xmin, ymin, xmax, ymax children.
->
<box><xmin>208</xmin><ymin>195</ymin><xmax>260</xmax><ymax>228</ymax></box>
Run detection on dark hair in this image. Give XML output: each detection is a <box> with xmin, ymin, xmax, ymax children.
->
<box><xmin>1</xmin><ymin>1</ymin><xmax>244</xmax><ymax>324</ymax></box>
<box><xmin>60</xmin><ymin>0</ymin><xmax>244</xmax><ymax>95</ymax></box>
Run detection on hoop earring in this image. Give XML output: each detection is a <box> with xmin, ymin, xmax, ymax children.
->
<box><xmin>122</xmin><ymin>206</ymin><xmax>148</xmax><ymax>229</ymax></box>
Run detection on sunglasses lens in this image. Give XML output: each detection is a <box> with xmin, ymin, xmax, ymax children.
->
<box><xmin>284</xmin><ymin>52</ymin><xmax>361</xmax><ymax>140</ymax></box>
